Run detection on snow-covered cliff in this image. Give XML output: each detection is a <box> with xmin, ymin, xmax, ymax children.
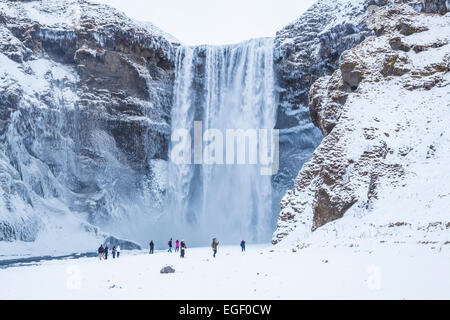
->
<box><xmin>0</xmin><ymin>0</ymin><xmax>178</xmax><ymax>251</ymax></box>
<box><xmin>273</xmin><ymin>2</ymin><xmax>450</xmax><ymax>249</ymax></box>
<box><xmin>273</xmin><ymin>0</ymin><xmax>382</xmax><ymax>214</ymax></box>
<box><xmin>273</xmin><ymin>1</ymin><xmax>450</xmax><ymax>204</ymax></box>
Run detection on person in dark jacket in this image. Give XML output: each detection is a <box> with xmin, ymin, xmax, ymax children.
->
<box><xmin>180</xmin><ymin>240</ymin><xmax>186</xmax><ymax>258</ymax></box>
<box><xmin>212</xmin><ymin>238</ymin><xmax>219</xmax><ymax>258</ymax></box>
<box><xmin>168</xmin><ymin>238</ymin><xmax>173</xmax><ymax>253</ymax></box>
<box><xmin>112</xmin><ymin>246</ymin><xmax>117</xmax><ymax>259</ymax></box>
<box><xmin>104</xmin><ymin>245</ymin><xmax>109</xmax><ymax>260</ymax></box>
<box><xmin>98</xmin><ymin>244</ymin><xmax>104</xmax><ymax>260</ymax></box>
<box><xmin>149</xmin><ymin>240</ymin><xmax>154</xmax><ymax>254</ymax></box>
<box><xmin>240</xmin><ymin>240</ymin><xmax>246</xmax><ymax>252</ymax></box>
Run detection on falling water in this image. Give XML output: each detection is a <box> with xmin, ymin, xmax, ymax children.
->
<box><xmin>168</xmin><ymin>38</ymin><xmax>277</xmax><ymax>245</ymax></box>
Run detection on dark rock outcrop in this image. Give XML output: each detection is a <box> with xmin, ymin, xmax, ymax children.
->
<box><xmin>103</xmin><ymin>236</ymin><xmax>141</xmax><ymax>250</ymax></box>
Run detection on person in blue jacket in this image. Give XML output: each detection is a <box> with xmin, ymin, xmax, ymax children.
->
<box><xmin>240</xmin><ymin>240</ymin><xmax>246</xmax><ymax>252</ymax></box>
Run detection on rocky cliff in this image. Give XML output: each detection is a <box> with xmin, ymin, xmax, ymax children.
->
<box><xmin>0</xmin><ymin>0</ymin><xmax>178</xmax><ymax>248</ymax></box>
<box><xmin>273</xmin><ymin>1</ymin><xmax>450</xmax><ymax>248</ymax></box>
<box><xmin>273</xmin><ymin>0</ymin><xmax>381</xmax><ymax>215</ymax></box>
<box><xmin>273</xmin><ymin>1</ymin><xmax>450</xmax><ymax>202</ymax></box>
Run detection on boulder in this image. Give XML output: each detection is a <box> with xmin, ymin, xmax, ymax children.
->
<box><xmin>160</xmin><ymin>266</ymin><xmax>175</xmax><ymax>274</ymax></box>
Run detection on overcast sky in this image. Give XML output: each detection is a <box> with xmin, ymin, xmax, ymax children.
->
<box><xmin>88</xmin><ymin>0</ymin><xmax>317</xmax><ymax>45</ymax></box>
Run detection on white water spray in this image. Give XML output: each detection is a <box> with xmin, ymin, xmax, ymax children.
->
<box><xmin>168</xmin><ymin>38</ymin><xmax>277</xmax><ymax>245</ymax></box>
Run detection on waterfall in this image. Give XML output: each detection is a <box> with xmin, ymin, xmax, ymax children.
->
<box><xmin>167</xmin><ymin>38</ymin><xmax>277</xmax><ymax>245</ymax></box>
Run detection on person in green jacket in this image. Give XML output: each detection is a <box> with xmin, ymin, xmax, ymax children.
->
<box><xmin>211</xmin><ymin>238</ymin><xmax>219</xmax><ymax>258</ymax></box>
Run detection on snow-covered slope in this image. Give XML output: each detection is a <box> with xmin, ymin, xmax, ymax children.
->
<box><xmin>273</xmin><ymin>4</ymin><xmax>450</xmax><ymax>249</ymax></box>
<box><xmin>0</xmin><ymin>0</ymin><xmax>178</xmax><ymax>251</ymax></box>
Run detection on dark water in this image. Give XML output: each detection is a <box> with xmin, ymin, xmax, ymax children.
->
<box><xmin>0</xmin><ymin>252</ymin><xmax>97</xmax><ymax>269</ymax></box>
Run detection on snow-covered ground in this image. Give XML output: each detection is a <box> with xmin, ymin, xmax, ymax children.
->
<box><xmin>1</xmin><ymin>243</ymin><xmax>449</xmax><ymax>299</ymax></box>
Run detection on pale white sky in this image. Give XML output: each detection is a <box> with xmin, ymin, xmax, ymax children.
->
<box><xmin>88</xmin><ymin>0</ymin><xmax>317</xmax><ymax>45</ymax></box>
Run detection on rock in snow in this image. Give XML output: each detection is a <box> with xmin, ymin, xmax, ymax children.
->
<box><xmin>160</xmin><ymin>265</ymin><xmax>175</xmax><ymax>274</ymax></box>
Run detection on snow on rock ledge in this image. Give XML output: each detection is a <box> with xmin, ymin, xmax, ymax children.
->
<box><xmin>273</xmin><ymin>4</ymin><xmax>450</xmax><ymax>249</ymax></box>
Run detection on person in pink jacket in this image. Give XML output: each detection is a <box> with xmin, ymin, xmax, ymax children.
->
<box><xmin>175</xmin><ymin>240</ymin><xmax>180</xmax><ymax>252</ymax></box>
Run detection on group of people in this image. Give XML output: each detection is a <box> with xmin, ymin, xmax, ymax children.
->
<box><xmin>97</xmin><ymin>244</ymin><xmax>120</xmax><ymax>260</ymax></box>
<box><xmin>97</xmin><ymin>238</ymin><xmax>246</xmax><ymax>261</ymax></box>
<box><xmin>164</xmin><ymin>238</ymin><xmax>187</xmax><ymax>258</ymax></box>
<box><xmin>151</xmin><ymin>238</ymin><xmax>245</xmax><ymax>258</ymax></box>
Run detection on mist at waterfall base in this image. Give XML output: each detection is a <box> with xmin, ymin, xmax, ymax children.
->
<box><xmin>155</xmin><ymin>38</ymin><xmax>278</xmax><ymax>247</ymax></box>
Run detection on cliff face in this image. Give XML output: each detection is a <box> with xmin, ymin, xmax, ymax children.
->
<box><xmin>273</xmin><ymin>2</ymin><xmax>450</xmax><ymax>247</ymax></box>
<box><xmin>0</xmin><ymin>0</ymin><xmax>177</xmax><ymax>246</ymax></box>
<box><xmin>272</xmin><ymin>1</ymin><xmax>450</xmax><ymax>202</ymax></box>
<box><xmin>272</xmin><ymin>0</ymin><xmax>385</xmax><ymax>214</ymax></box>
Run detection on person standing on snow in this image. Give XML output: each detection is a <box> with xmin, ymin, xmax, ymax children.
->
<box><xmin>98</xmin><ymin>244</ymin><xmax>105</xmax><ymax>260</ymax></box>
<box><xmin>175</xmin><ymin>240</ymin><xmax>180</xmax><ymax>252</ymax></box>
<box><xmin>240</xmin><ymin>240</ymin><xmax>246</xmax><ymax>252</ymax></box>
<box><xmin>104</xmin><ymin>245</ymin><xmax>109</xmax><ymax>260</ymax></box>
<box><xmin>116</xmin><ymin>245</ymin><xmax>120</xmax><ymax>258</ymax></box>
<box><xmin>180</xmin><ymin>240</ymin><xmax>186</xmax><ymax>258</ymax></box>
<box><xmin>149</xmin><ymin>240</ymin><xmax>154</xmax><ymax>254</ymax></box>
<box><xmin>211</xmin><ymin>238</ymin><xmax>219</xmax><ymax>258</ymax></box>
<box><xmin>168</xmin><ymin>238</ymin><xmax>173</xmax><ymax>253</ymax></box>
<box><xmin>112</xmin><ymin>246</ymin><xmax>117</xmax><ymax>259</ymax></box>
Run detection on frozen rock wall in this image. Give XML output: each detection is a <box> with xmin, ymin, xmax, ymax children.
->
<box><xmin>0</xmin><ymin>0</ymin><xmax>178</xmax><ymax>247</ymax></box>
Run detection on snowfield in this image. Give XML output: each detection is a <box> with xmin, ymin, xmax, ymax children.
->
<box><xmin>1</xmin><ymin>243</ymin><xmax>449</xmax><ymax>299</ymax></box>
